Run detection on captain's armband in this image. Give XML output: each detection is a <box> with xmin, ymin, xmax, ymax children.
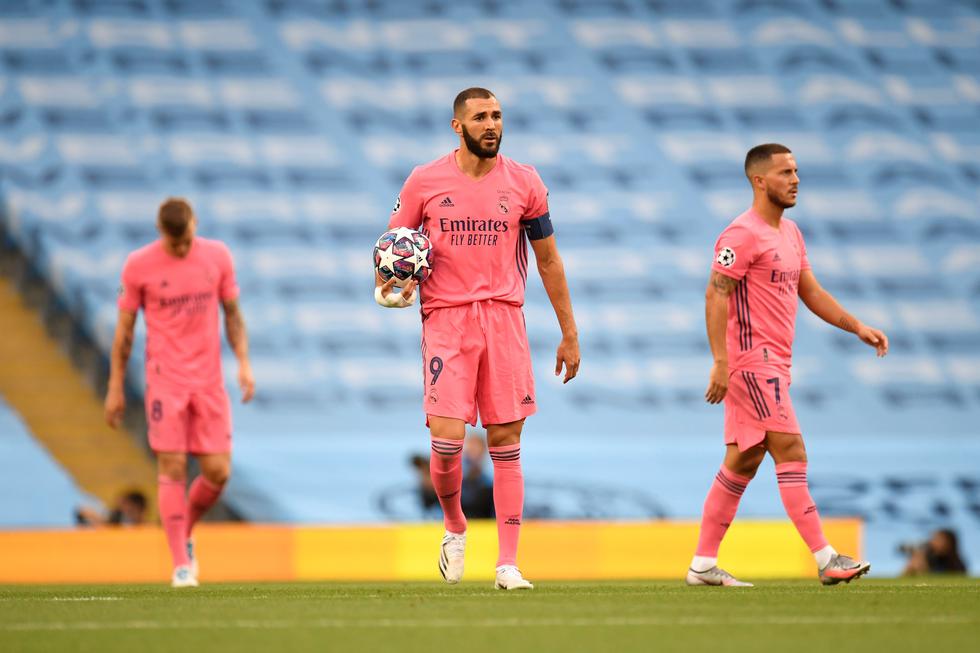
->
<box><xmin>521</xmin><ymin>213</ymin><xmax>554</xmax><ymax>241</ymax></box>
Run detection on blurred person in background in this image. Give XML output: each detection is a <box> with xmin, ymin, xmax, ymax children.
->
<box><xmin>75</xmin><ymin>489</ymin><xmax>148</xmax><ymax>527</ymax></box>
<box><xmin>409</xmin><ymin>453</ymin><xmax>439</xmax><ymax>513</ymax></box>
<box><xmin>103</xmin><ymin>197</ymin><xmax>254</xmax><ymax>588</ymax></box>
<box><xmin>902</xmin><ymin>529</ymin><xmax>968</xmax><ymax>576</ymax></box>
<box><xmin>409</xmin><ymin>432</ymin><xmax>494</xmax><ymax>519</ymax></box>
<box><xmin>461</xmin><ymin>432</ymin><xmax>494</xmax><ymax>519</ymax></box>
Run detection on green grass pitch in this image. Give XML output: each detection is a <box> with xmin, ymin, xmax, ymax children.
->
<box><xmin>1</xmin><ymin>579</ymin><xmax>977</xmax><ymax>652</ymax></box>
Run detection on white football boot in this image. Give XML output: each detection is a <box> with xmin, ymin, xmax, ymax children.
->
<box><xmin>171</xmin><ymin>565</ymin><xmax>199</xmax><ymax>588</ymax></box>
<box><xmin>819</xmin><ymin>554</ymin><xmax>871</xmax><ymax>585</ymax></box>
<box><xmin>439</xmin><ymin>532</ymin><xmax>466</xmax><ymax>584</ymax></box>
<box><xmin>686</xmin><ymin>566</ymin><xmax>753</xmax><ymax>587</ymax></box>
<box><xmin>494</xmin><ymin>565</ymin><xmax>534</xmax><ymax>590</ymax></box>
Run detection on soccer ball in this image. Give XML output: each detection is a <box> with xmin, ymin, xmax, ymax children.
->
<box><xmin>374</xmin><ymin>227</ymin><xmax>432</xmax><ymax>284</ymax></box>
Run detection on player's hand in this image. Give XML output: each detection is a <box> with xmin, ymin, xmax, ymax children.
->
<box><xmin>380</xmin><ymin>277</ymin><xmax>417</xmax><ymax>300</ymax></box>
<box><xmin>238</xmin><ymin>360</ymin><xmax>256</xmax><ymax>403</ymax></box>
<box><xmin>856</xmin><ymin>323</ymin><xmax>888</xmax><ymax>357</ymax></box>
<box><xmin>104</xmin><ymin>386</ymin><xmax>126</xmax><ymax>429</ymax></box>
<box><xmin>705</xmin><ymin>361</ymin><xmax>729</xmax><ymax>404</ymax></box>
<box><xmin>555</xmin><ymin>334</ymin><xmax>580</xmax><ymax>384</ymax></box>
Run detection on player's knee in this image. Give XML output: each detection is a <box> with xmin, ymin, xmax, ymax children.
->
<box><xmin>157</xmin><ymin>456</ymin><xmax>188</xmax><ymax>483</ymax></box>
<box><xmin>486</xmin><ymin>430</ymin><xmax>521</xmax><ymax>448</ymax></box>
<box><xmin>428</xmin><ymin>416</ymin><xmax>466</xmax><ymax>441</ymax></box>
<box><xmin>203</xmin><ymin>463</ymin><xmax>231</xmax><ymax>486</ymax></box>
<box><xmin>766</xmin><ymin>432</ymin><xmax>807</xmax><ymax>462</ymax></box>
<box><xmin>787</xmin><ymin>444</ymin><xmax>807</xmax><ymax>462</ymax></box>
<box><xmin>732</xmin><ymin>452</ymin><xmax>765</xmax><ymax>478</ymax></box>
<box><xmin>486</xmin><ymin>419</ymin><xmax>525</xmax><ymax>448</ymax></box>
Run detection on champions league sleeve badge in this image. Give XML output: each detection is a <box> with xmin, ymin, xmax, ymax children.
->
<box><xmin>717</xmin><ymin>247</ymin><xmax>736</xmax><ymax>268</ymax></box>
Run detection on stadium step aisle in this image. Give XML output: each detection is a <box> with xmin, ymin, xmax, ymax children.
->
<box><xmin>0</xmin><ymin>274</ymin><xmax>157</xmax><ymax>522</ymax></box>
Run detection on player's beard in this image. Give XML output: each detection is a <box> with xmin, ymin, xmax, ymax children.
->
<box><xmin>462</xmin><ymin>125</ymin><xmax>502</xmax><ymax>159</ymax></box>
<box><xmin>767</xmin><ymin>186</ymin><xmax>796</xmax><ymax>209</ymax></box>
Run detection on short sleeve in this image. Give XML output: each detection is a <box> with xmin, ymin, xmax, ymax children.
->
<box><xmin>217</xmin><ymin>242</ymin><xmax>240</xmax><ymax>302</ymax></box>
<box><xmin>711</xmin><ymin>224</ymin><xmax>757</xmax><ymax>280</ymax></box>
<box><xmin>797</xmin><ymin>225</ymin><xmax>811</xmax><ymax>271</ymax></box>
<box><xmin>521</xmin><ymin>168</ymin><xmax>549</xmax><ymax>221</ymax></box>
<box><xmin>117</xmin><ymin>255</ymin><xmax>142</xmax><ymax>312</ymax></box>
<box><xmin>388</xmin><ymin>167</ymin><xmax>424</xmax><ymax>230</ymax></box>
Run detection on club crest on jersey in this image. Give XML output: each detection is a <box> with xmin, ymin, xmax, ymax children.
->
<box><xmin>498</xmin><ymin>194</ymin><xmax>509</xmax><ymax>214</ymax></box>
<box><xmin>717</xmin><ymin>247</ymin><xmax>736</xmax><ymax>268</ymax></box>
<box><xmin>392</xmin><ymin>195</ymin><xmax>401</xmax><ymax>213</ymax></box>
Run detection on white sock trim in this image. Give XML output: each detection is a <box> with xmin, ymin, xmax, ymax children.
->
<box><xmin>814</xmin><ymin>545</ymin><xmax>837</xmax><ymax>569</ymax></box>
<box><xmin>691</xmin><ymin>556</ymin><xmax>717</xmax><ymax>572</ymax></box>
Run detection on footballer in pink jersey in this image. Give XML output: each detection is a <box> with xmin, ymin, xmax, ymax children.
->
<box><xmin>103</xmin><ymin>198</ymin><xmax>255</xmax><ymax>588</ymax></box>
<box><xmin>376</xmin><ymin>88</ymin><xmax>580</xmax><ymax>590</ymax></box>
<box><xmin>688</xmin><ymin>144</ymin><xmax>889</xmax><ymax>588</ymax></box>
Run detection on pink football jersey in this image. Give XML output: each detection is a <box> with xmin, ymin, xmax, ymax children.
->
<box><xmin>711</xmin><ymin>209</ymin><xmax>810</xmax><ymax>371</ymax></box>
<box><xmin>118</xmin><ymin>237</ymin><xmax>239</xmax><ymax>390</ymax></box>
<box><xmin>388</xmin><ymin>151</ymin><xmax>550</xmax><ymax>311</ymax></box>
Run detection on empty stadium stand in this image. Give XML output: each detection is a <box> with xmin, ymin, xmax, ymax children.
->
<box><xmin>0</xmin><ymin>395</ymin><xmax>90</xmax><ymax>527</ymax></box>
<box><xmin>0</xmin><ymin>0</ymin><xmax>977</xmax><ymax>573</ymax></box>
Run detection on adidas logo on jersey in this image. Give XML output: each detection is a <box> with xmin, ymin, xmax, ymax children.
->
<box><xmin>439</xmin><ymin>197</ymin><xmax>455</xmax><ymax>207</ymax></box>
<box><xmin>773</xmin><ymin>253</ymin><xmax>782</xmax><ymax>262</ymax></box>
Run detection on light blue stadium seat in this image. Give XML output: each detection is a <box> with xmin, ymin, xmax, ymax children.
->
<box><xmin>0</xmin><ymin>19</ymin><xmax>74</xmax><ymax>74</ymax></box>
<box><xmin>0</xmin><ymin>397</ymin><xmax>90</xmax><ymax>527</ymax></box>
<box><xmin>0</xmin><ymin>2</ymin><xmax>978</xmax><ymax>569</ymax></box>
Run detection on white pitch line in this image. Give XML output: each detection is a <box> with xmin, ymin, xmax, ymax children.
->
<box><xmin>2</xmin><ymin>615</ymin><xmax>976</xmax><ymax>632</ymax></box>
<box><xmin>0</xmin><ymin>597</ymin><xmax>124</xmax><ymax>602</ymax></box>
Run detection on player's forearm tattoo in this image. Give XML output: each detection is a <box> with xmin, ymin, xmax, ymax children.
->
<box><xmin>709</xmin><ymin>271</ymin><xmax>739</xmax><ymax>297</ymax></box>
<box><xmin>118</xmin><ymin>332</ymin><xmax>133</xmax><ymax>364</ymax></box>
<box><xmin>838</xmin><ymin>315</ymin><xmax>857</xmax><ymax>333</ymax></box>
<box><xmin>224</xmin><ymin>303</ymin><xmax>249</xmax><ymax>354</ymax></box>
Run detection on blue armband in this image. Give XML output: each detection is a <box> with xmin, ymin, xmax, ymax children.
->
<box><xmin>521</xmin><ymin>213</ymin><xmax>554</xmax><ymax>240</ymax></box>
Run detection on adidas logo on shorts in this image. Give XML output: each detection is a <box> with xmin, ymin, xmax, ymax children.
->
<box><xmin>439</xmin><ymin>197</ymin><xmax>455</xmax><ymax>207</ymax></box>
<box><xmin>521</xmin><ymin>394</ymin><xmax>534</xmax><ymax>405</ymax></box>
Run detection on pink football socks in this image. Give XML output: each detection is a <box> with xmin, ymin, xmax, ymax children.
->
<box><xmin>186</xmin><ymin>475</ymin><xmax>224</xmax><ymax>536</ymax></box>
<box><xmin>430</xmin><ymin>438</ymin><xmax>467</xmax><ymax>534</ymax></box>
<box><xmin>775</xmin><ymin>461</ymin><xmax>829</xmax><ymax>553</ymax></box>
<box><xmin>157</xmin><ymin>475</ymin><xmax>190</xmax><ymax>567</ymax></box>
<box><xmin>695</xmin><ymin>466</ymin><xmax>752</xmax><ymax>560</ymax></box>
<box><xmin>488</xmin><ymin>443</ymin><xmax>523</xmax><ymax>567</ymax></box>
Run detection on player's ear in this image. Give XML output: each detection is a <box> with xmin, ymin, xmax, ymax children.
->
<box><xmin>451</xmin><ymin>117</ymin><xmax>462</xmax><ymax>135</ymax></box>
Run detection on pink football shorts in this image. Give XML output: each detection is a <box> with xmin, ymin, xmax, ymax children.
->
<box><xmin>145</xmin><ymin>384</ymin><xmax>232</xmax><ymax>454</ymax></box>
<box><xmin>724</xmin><ymin>367</ymin><xmax>801</xmax><ymax>451</ymax></box>
<box><xmin>421</xmin><ymin>300</ymin><xmax>536</xmax><ymax>427</ymax></box>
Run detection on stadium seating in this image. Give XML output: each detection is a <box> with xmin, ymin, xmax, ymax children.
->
<box><xmin>0</xmin><ymin>396</ymin><xmax>89</xmax><ymax>527</ymax></box>
<box><xmin>1</xmin><ymin>0</ymin><xmax>977</xmax><ymax>574</ymax></box>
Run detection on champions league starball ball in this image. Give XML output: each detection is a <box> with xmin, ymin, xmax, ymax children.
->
<box><xmin>374</xmin><ymin>227</ymin><xmax>433</xmax><ymax>284</ymax></box>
